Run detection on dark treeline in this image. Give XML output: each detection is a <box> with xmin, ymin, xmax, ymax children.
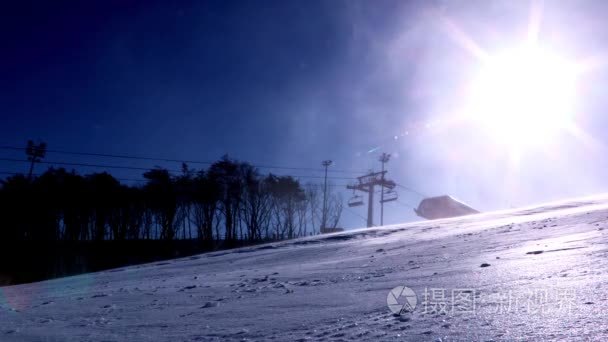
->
<box><xmin>0</xmin><ymin>155</ymin><xmax>343</xmax><ymax>246</ymax></box>
<box><xmin>0</xmin><ymin>155</ymin><xmax>343</xmax><ymax>284</ymax></box>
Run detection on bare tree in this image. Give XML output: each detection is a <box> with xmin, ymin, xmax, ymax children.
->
<box><xmin>192</xmin><ymin>171</ymin><xmax>219</xmax><ymax>245</ymax></box>
<box><xmin>143</xmin><ymin>169</ymin><xmax>180</xmax><ymax>241</ymax></box>
<box><xmin>208</xmin><ymin>156</ymin><xmax>246</xmax><ymax>243</ymax></box>
<box><xmin>267</xmin><ymin>175</ymin><xmax>306</xmax><ymax>240</ymax></box>
<box><xmin>241</xmin><ymin>167</ymin><xmax>272</xmax><ymax>241</ymax></box>
<box><xmin>304</xmin><ymin>184</ymin><xmax>322</xmax><ymax>235</ymax></box>
<box><xmin>326</xmin><ymin>193</ymin><xmax>343</xmax><ymax>229</ymax></box>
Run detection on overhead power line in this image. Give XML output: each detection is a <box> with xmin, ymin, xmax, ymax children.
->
<box><xmin>395</xmin><ymin>183</ymin><xmax>428</xmax><ymax>198</ymax></box>
<box><xmin>0</xmin><ymin>157</ymin><xmax>157</xmax><ymax>172</ymax></box>
<box><xmin>0</xmin><ymin>171</ymin><xmax>147</xmax><ymax>183</ymax></box>
<box><xmin>0</xmin><ymin>145</ymin><xmax>363</xmax><ymax>174</ymax></box>
<box><xmin>0</xmin><ymin>158</ymin><xmax>358</xmax><ymax>181</ymax></box>
<box><xmin>343</xmin><ymin>206</ymin><xmax>369</xmax><ymax>224</ymax></box>
<box><xmin>0</xmin><ymin>171</ymin><xmax>353</xmax><ymax>190</ymax></box>
<box><xmin>394</xmin><ymin>199</ymin><xmax>418</xmax><ymax>210</ymax></box>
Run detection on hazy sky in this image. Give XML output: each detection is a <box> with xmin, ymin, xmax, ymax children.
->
<box><xmin>3</xmin><ymin>0</ymin><xmax>608</xmax><ymax>228</ymax></box>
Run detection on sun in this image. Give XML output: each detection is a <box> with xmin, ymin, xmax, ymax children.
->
<box><xmin>465</xmin><ymin>45</ymin><xmax>578</xmax><ymax>149</ymax></box>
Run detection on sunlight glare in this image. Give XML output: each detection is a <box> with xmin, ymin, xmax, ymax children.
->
<box><xmin>466</xmin><ymin>46</ymin><xmax>578</xmax><ymax>149</ymax></box>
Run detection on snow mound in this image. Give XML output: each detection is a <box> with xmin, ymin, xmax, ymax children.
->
<box><xmin>3</xmin><ymin>194</ymin><xmax>608</xmax><ymax>341</ymax></box>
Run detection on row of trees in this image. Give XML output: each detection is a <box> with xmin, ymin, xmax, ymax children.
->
<box><xmin>0</xmin><ymin>156</ymin><xmax>343</xmax><ymax>245</ymax></box>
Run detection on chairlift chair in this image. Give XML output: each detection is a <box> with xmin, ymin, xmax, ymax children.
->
<box><xmin>380</xmin><ymin>190</ymin><xmax>398</xmax><ymax>203</ymax></box>
<box><xmin>348</xmin><ymin>194</ymin><xmax>364</xmax><ymax>207</ymax></box>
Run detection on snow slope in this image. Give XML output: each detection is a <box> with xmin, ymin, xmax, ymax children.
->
<box><xmin>3</xmin><ymin>194</ymin><xmax>608</xmax><ymax>341</ymax></box>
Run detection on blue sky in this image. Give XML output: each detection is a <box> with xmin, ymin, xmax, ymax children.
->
<box><xmin>3</xmin><ymin>0</ymin><xmax>608</xmax><ymax>228</ymax></box>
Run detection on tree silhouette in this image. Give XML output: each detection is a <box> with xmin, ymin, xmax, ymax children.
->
<box><xmin>0</xmin><ymin>154</ymin><xmax>343</xmax><ymax>283</ymax></box>
<box><xmin>143</xmin><ymin>168</ymin><xmax>180</xmax><ymax>240</ymax></box>
<box><xmin>266</xmin><ymin>174</ymin><xmax>306</xmax><ymax>240</ymax></box>
<box><xmin>191</xmin><ymin>171</ymin><xmax>220</xmax><ymax>244</ymax></box>
<box><xmin>241</xmin><ymin>166</ymin><xmax>271</xmax><ymax>241</ymax></box>
<box><xmin>208</xmin><ymin>156</ymin><xmax>245</xmax><ymax>243</ymax></box>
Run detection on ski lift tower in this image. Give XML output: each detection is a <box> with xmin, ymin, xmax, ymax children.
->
<box><xmin>379</xmin><ymin>153</ymin><xmax>390</xmax><ymax>226</ymax></box>
<box><xmin>26</xmin><ymin>140</ymin><xmax>46</xmax><ymax>180</ymax></box>
<box><xmin>347</xmin><ymin>171</ymin><xmax>396</xmax><ymax>228</ymax></box>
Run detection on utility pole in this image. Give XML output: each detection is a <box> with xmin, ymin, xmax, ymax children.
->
<box><xmin>379</xmin><ymin>153</ymin><xmax>391</xmax><ymax>226</ymax></box>
<box><xmin>26</xmin><ymin>140</ymin><xmax>47</xmax><ymax>180</ymax></box>
<box><xmin>347</xmin><ymin>171</ymin><xmax>395</xmax><ymax>228</ymax></box>
<box><xmin>321</xmin><ymin>160</ymin><xmax>332</xmax><ymax>231</ymax></box>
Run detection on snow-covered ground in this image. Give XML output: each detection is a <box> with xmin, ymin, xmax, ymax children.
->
<box><xmin>3</xmin><ymin>194</ymin><xmax>608</xmax><ymax>341</ymax></box>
